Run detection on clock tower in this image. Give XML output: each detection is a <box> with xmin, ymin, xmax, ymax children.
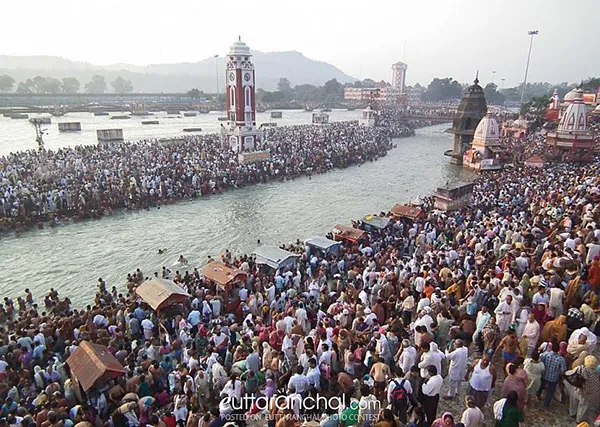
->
<box><xmin>221</xmin><ymin>37</ymin><xmax>263</xmax><ymax>153</ymax></box>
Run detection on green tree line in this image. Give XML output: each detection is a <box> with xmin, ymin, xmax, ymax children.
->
<box><xmin>0</xmin><ymin>74</ymin><xmax>134</xmax><ymax>94</ymax></box>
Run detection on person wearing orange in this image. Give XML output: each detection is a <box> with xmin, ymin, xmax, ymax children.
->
<box><xmin>587</xmin><ymin>255</ymin><xmax>600</xmax><ymax>292</ymax></box>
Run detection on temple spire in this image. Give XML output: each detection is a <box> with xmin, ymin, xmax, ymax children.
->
<box><xmin>474</xmin><ymin>70</ymin><xmax>479</xmax><ymax>85</ymax></box>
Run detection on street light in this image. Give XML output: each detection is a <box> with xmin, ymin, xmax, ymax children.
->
<box><xmin>519</xmin><ymin>30</ymin><xmax>539</xmax><ymax>106</ymax></box>
<box><xmin>214</xmin><ymin>54</ymin><xmax>219</xmax><ymax>104</ymax></box>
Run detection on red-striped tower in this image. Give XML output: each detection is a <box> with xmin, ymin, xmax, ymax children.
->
<box><xmin>221</xmin><ymin>37</ymin><xmax>263</xmax><ymax>153</ymax></box>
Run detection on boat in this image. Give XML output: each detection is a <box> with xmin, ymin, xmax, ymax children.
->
<box><xmin>30</xmin><ymin>117</ymin><xmax>52</xmax><ymax>125</ymax></box>
<box><xmin>142</xmin><ymin>120</ymin><xmax>159</xmax><ymax>125</ymax></box>
<box><xmin>167</xmin><ymin>110</ymin><xmax>180</xmax><ymax>115</ymax></box>
<box><xmin>347</xmin><ymin>107</ymin><xmax>356</xmax><ymax>111</ymax></box>
<box><xmin>217</xmin><ymin>116</ymin><xmax>228</xmax><ymax>121</ymax></box>
<box><xmin>93</xmin><ymin>112</ymin><xmax>109</xmax><ymax>116</ymax></box>
<box><xmin>270</xmin><ymin>111</ymin><xmax>282</xmax><ymax>118</ymax></box>
<box><xmin>322</xmin><ymin>108</ymin><xmax>332</xmax><ymax>112</ymax></box>
<box><xmin>111</xmin><ymin>115</ymin><xmax>130</xmax><ymax>120</ymax></box>
<box><xmin>184</xmin><ymin>112</ymin><xmax>197</xmax><ymax>117</ymax></box>
<box><xmin>183</xmin><ymin>127</ymin><xmax>203</xmax><ymax>132</ymax></box>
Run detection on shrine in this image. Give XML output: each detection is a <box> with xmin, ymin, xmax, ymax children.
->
<box><xmin>359</xmin><ymin>106</ymin><xmax>376</xmax><ymax>127</ymax></box>
<box><xmin>462</xmin><ymin>113</ymin><xmax>504</xmax><ymax>170</ymax></box>
<box><xmin>220</xmin><ymin>37</ymin><xmax>263</xmax><ymax>154</ymax></box>
<box><xmin>546</xmin><ymin>89</ymin><xmax>595</xmax><ymax>162</ymax></box>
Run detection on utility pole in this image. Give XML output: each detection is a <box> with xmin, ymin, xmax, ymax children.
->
<box><xmin>214</xmin><ymin>54</ymin><xmax>219</xmax><ymax>106</ymax></box>
<box><xmin>519</xmin><ymin>30</ymin><xmax>539</xmax><ymax>106</ymax></box>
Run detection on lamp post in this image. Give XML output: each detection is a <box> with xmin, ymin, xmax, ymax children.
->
<box><xmin>214</xmin><ymin>54</ymin><xmax>219</xmax><ymax>106</ymax></box>
<box><xmin>492</xmin><ymin>70</ymin><xmax>496</xmax><ymax>85</ymax></box>
<box><xmin>519</xmin><ymin>30</ymin><xmax>539</xmax><ymax>106</ymax></box>
<box><xmin>501</xmin><ymin>78</ymin><xmax>505</xmax><ymax>90</ymax></box>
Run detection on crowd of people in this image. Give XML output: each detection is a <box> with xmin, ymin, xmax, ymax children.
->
<box><xmin>1</xmin><ymin>150</ymin><xmax>600</xmax><ymax>427</ymax></box>
<box><xmin>0</xmin><ymin>115</ymin><xmax>430</xmax><ymax>234</ymax></box>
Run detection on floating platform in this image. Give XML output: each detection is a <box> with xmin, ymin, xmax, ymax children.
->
<box><xmin>58</xmin><ymin>122</ymin><xmax>82</xmax><ymax>132</ymax></box>
<box><xmin>10</xmin><ymin>113</ymin><xmax>29</xmax><ymax>119</ymax></box>
<box><xmin>167</xmin><ymin>110</ymin><xmax>180</xmax><ymax>115</ymax></box>
<box><xmin>183</xmin><ymin>127</ymin><xmax>202</xmax><ymax>132</ymax></box>
<box><xmin>30</xmin><ymin>117</ymin><xmax>52</xmax><ymax>124</ymax></box>
<box><xmin>131</xmin><ymin>111</ymin><xmax>151</xmax><ymax>116</ymax></box>
<box><xmin>93</xmin><ymin>111</ymin><xmax>109</xmax><ymax>116</ymax></box>
<box><xmin>270</xmin><ymin>111</ymin><xmax>282</xmax><ymax>118</ymax></box>
<box><xmin>184</xmin><ymin>112</ymin><xmax>197</xmax><ymax>117</ymax></box>
<box><xmin>217</xmin><ymin>116</ymin><xmax>228</xmax><ymax>121</ymax></box>
<box><xmin>97</xmin><ymin>129</ymin><xmax>124</xmax><ymax>142</ymax></box>
<box><xmin>111</xmin><ymin>115</ymin><xmax>130</xmax><ymax>120</ymax></box>
<box><xmin>260</xmin><ymin>122</ymin><xmax>277</xmax><ymax>127</ymax></box>
<box><xmin>142</xmin><ymin>120</ymin><xmax>159</xmax><ymax>125</ymax></box>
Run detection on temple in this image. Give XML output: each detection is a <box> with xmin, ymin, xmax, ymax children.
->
<box><xmin>463</xmin><ymin>113</ymin><xmax>504</xmax><ymax>170</ymax></box>
<box><xmin>546</xmin><ymin>89</ymin><xmax>595</xmax><ymax>162</ymax></box>
<box><xmin>446</xmin><ymin>74</ymin><xmax>488</xmax><ymax>165</ymax></box>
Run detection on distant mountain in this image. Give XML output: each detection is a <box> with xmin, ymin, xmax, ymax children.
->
<box><xmin>0</xmin><ymin>51</ymin><xmax>356</xmax><ymax>93</ymax></box>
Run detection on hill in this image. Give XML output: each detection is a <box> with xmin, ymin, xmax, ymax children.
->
<box><xmin>0</xmin><ymin>51</ymin><xmax>355</xmax><ymax>93</ymax></box>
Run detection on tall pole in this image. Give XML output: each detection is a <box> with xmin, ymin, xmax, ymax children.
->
<box><xmin>519</xmin><ymin>30</ymin><xmax>538</xmax><ymax>106</ymax></box>
<box><xmin>214</xmin><ymin>54</ymin><xmax>219</xmax><ymax>105</ymax></box>
<box><xmin>501</xmin><ymin>78</ymin><xmax>505</xmax><ymax>90</ymax></box>
<box><xmin>492</xmin><ymin>71</ymin><xmax>496</xmax><ymax>85</ymax></box>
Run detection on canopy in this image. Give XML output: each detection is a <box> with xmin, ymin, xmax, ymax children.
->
<box><xmin>361</xmin><ymin>215</ymin><xmax>391</xmax><ymax>230</ymax></box>
<box><xmin>331</xmin><ymin>224</ymin><xmax>367</xmax><ymax>243</ymax></box>
<box><xmin>304</xmin><ymin>236</ymin><xmax>341</xmax><ymax>254</ymax></box>
<box><xmin>66</xmin><ymin>341</ymin><xmax>125</xmax><ymax>391</ymax></box>
<box><xmin>390</xmin><ymin>204</ymin><xmax>424</xmax><ymax>221</ymax></box>
<box><xmin>202</xmin><ymin>261</ymin><xmax>248</xmax><ymax>289</ymax></box>
<box><xmin>253</xmin><ymin>246</ymin><xmax>299</xmax><ymax>270</ymax></box>
<box><xmin>135</xmin><ymin>278</ymin><xmax>190</xmax><ymax>313</ymax></box>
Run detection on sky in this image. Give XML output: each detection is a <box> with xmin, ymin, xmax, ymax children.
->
<box><xmin>1</xmin><ymin>0</ymin><xmax>599</xmax><ymax>87</ymax></box>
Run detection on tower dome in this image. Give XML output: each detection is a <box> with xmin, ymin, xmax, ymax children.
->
<box><xmin>473</xmin><ymin>113</ymin><xmax>500</xmax><ymax>144</ymax></box>
<box><xmin>229</xmin><ymin>36</ymin><xmax>251</xmax><ymax>56</ymax></box>
<box><xmin>559</xmin><ymin>90</ymin><xmax>588</xmax><ymax>132</ymax></box>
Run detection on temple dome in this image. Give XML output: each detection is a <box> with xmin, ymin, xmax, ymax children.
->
<box><xmin>229</xmin><ymin>37</ymin><xmax>251</xmax><ymax>56</ymax></box>
<box><xmin>513</xmin><ymin>115</ymin><xmax>529</xmax><ymax>128</ymax></box>
<box><xmin>563</xmin><ymin>87</ymin><xmax>580</xmax><ymax>103</ymax></box>
<box><xmin>559</xmin><ymin>91</ymin><xmax>588</xmax><ymax>132</ymax></box>
<box><xmin>594</xmin><ymin>104</ymin><xmax>600</xmax><ymax>115</ymax></box>
<box><xmin>473</xmin><ymin>113</ymin><xmax>500</xmax><ymax>143</ymax></box>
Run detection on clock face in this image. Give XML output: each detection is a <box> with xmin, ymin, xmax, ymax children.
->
<box><xmin>229</xmin><ymin>72</ymin><xmax>235</xmax><ymax>82</ymax></box>
<box><xmin>244</xmin><ymin>73</ymin><xmax>251</xmax><ymax>82</ymax></box>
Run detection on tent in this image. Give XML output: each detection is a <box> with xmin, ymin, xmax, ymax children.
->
<box><xmin>304</xmin><ymin>236</ymin><xmax>342</xmax><ymax>256</ymax></box>
<box><xmin>66</xmin><ymin>341</ymin><xmax>126</xmax><ymax>392</ymax></box>
<box><xmin>331</xmin><ymin>224</ymin><xmax>367</xmax><ymax>244</ymax></box>
<box><xmin>361</xmin><ymin>214</ymin><xmax>391</xmax><ymax>231</ymax></box>
<box><xmin>202</xmin><ymin>261</ymin><xmax>248</xmax><ymax>300</ymax></box>
<box><xmin>135</xmin><ymin>278</ymin><xmax>190</xmax><ymax>315</ymax></box>
<box><xmin>253</xmin><ymin>246</ymin><xmax>299</xmax><ymax>270</ymax></box>
<box><xmin>390</xmin><ymin>204</ymin><xmax>424</xmax><ymax>221</ymax></box>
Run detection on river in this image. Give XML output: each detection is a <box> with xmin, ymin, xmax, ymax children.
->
<box><xmin>0</xmin><ymin>117</ymin><xmax>473</xmax><ymax>306</ymax></box>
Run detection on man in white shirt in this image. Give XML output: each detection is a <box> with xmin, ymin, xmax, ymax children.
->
<box><xmin>445</xmin><ymin>339</ymin><xmax>468</xmax><ymax>399</ymax></box>
<box><xmin>141</xmin><ymin>318</ymin><xmax>154</xmax><ymax>341</ymax></box>
<box><xmin>397</xmin><ymin>339</ymin><xmax>417</xmax><ymax>376</ymax></box>
<box><xmin>420</xmin><ymin>365</ymin><xmax>443</xmax><ymax>424</ymax></box>
<box><xmin>306</xmin><ymin>358</ymin><xmax>321</xmax><ymax>391</ymax></box>
<box><xmin>387</xmin><ymin>366</ymin><xmax>413</xmax><ymax>424</ymax></box>
<box><xmin>287</xmin><ymin>366</ymin><xmax>309</xmax><ymax>395</ymax></box>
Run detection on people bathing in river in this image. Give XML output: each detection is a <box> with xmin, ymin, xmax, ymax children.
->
<box><xmin>0</xmin><ymin>114</ymin><xmax>428</xmax><ymax>234</ymax></box>
<box><xmin>1</xmin><ymin>149</ymin><xmax>600</xmax><ymax>426</ymax></box>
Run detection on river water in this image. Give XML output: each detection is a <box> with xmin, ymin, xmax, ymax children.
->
<box><xmin>0</xmin><ymin>113</ymin><xmax>472</xmax><ymax>306</ymax></box>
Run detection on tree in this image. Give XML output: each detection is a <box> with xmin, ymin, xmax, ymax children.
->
<box><xmin>85</xmin><ymin>75</ymin><xmax>107</xmax><ymax>94</ymax></box>
<box><xmin>323</xmin><ymin>78</ymin><xmax>344</xmax><ymax>100</ymax></box>
<box><xmin>188</xmin><ymin>88</ymin><xmax>203</xmax><ymax>98</ymax></box>
<box><xmin>520</xmin><ymin>94</ymin><xmax>550</xmax><ymax>119</ymax></box>
<box><xmin>277</xmin><ymin>77</ymin><xmax>292</xmax><ymax>97</ymax></box>
<box><xmin>111</xmin><ymin>76</ymin><xmax>133</xmax><ymax>94</ymax></box>
<box><xmin>61</xmin><ymin>77</ymin><xmax>80</xmax><ymax>93</ymax></box>
<box><xmin>30</xmin><ymin>76</ymin><xmax>61</xmax><ymax>94</ymax></box>
<box><xmin>483</xmin><ymin>83</ymin><xmax>506</xmax><ymax>105</ymax></box>
<box><xmin>583</xmin><ymin>77</ymin><xmax>600</xmax><ymax>92</ymax></box>
<box><xmin>0</xmin><ymin>74</ymin><xmax>15</xmax><ymax>93</ymax></box>
<box><xmin>422</xmin><ymin>77</ymin><xmax>463</xmax><ymax>101</ymax></box>
<box><xmin>16</xmin><ymin>79</ymin><xmax>34</xmax><ymax>94</ymax></box>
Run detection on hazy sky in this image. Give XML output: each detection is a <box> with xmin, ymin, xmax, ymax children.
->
<box><xmin>2</xmin><ymin>0</ymin><xmax>599</xmax><ymax>87</ymax></box>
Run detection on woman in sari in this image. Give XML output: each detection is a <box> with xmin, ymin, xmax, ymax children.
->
<box><xmin>540</xmin><ymin>315</ymin><xmax>567</xmax><ymax>343</ymax></box>
<box><xmin>430</xmin><ymin>412</ymin><xmax>456</xmax><ymax>427</ymax></box>
<box><xmin>500</xmin><ymin>360</ymin><xmax>528</xmax><ymax>409</ymax></box>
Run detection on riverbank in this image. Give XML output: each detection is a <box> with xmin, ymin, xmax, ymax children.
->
<box><xmin>0</xmin><ymin>118</ymin><xmax>437</xmax><ymax>235</ymax></box>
